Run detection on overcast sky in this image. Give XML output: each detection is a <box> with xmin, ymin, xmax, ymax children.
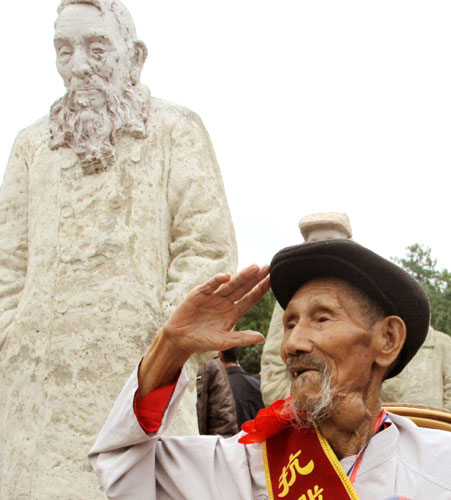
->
<box><xmin>1</xmin><ymin>1</ymin><xmax>450</xmax><ymax>271</ymax></box>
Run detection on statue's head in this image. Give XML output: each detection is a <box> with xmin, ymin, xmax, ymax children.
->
<box><xmin>55</xmin><ymin>0</ymin><xmax>147</xmax><ymax>92</ymax></box>
<box><xmin>50</xmin><ymin>0</ymin><xmax>149</xmax><ymax>174</ymax></box>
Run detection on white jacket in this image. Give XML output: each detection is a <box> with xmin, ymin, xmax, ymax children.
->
<box><xmin>90</xmin><ymin>366</ymin><xmax>451</xmax><ymax>500</ymax></box>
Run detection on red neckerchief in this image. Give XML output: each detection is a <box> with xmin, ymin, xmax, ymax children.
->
<box><xmin>239</xmin><ymin>397</ymin><xmax>294</xmax><ymax>444</ymax></box>
<box><xmin>239</xmin><ymin>399</ymin><xmax>388</xmax><ymax>464</ymax></box>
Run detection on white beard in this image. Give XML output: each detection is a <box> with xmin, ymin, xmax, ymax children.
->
<box><xmin>283</xmin><ymin>352</ymin><xmax>336</xmax><ymax>428</ymax></box>
<box><xmin>49</xmin><ymin>81</ymin><xmax>147</xmax><ymax>175</ymax></box>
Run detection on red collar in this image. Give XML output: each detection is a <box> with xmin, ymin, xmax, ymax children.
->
<box><xmin>239</xmin><ymin>398</ymin><xmax>293</xmax><ymax>444</ymax></box>
<box><xmin>239</xmin><ymin>398</ymin><xmax>389</xmax><ymax>449</ymax></box>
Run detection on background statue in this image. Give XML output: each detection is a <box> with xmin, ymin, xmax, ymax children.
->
<box><xmin>381</xmin><ymin>326</ymin><xmax>451</xmax><ymax>410</ymax></box>
<box><xmin>260</xmin><ymin>212</ymin><xmax>353</xmax><ymax>405</ymax></box>
<box><xmin>0</xmin><ymin>1</ymin><xmax>237</xmax><ymax>498</ymax></box>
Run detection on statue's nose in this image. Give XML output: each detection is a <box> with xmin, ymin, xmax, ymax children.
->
<box><xmin>71</xmin><ymin>49</ymin><xmax>92</xmax><ymax>79</ymax></box>
<box><xmin>72</xmin><ymin>61</ymin><xmax>91</xmax><ymax>79</ymax></box>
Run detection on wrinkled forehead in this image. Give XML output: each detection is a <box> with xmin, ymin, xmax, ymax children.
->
<box><xmin>55</xmin><ymin>3</ymin><xmax>118</xmax><ymax>40</ymax></box>
<box><xmin>285</xmin><ymin>277</ymin><xmax>360</xmax><ymax>311</ymax></box>
<box><xmin>58</xmin><ymin>0</ymin><xmax>104</xmax><ymax>12</ymax></box>
<box><xmin>56</xmin><ymin>1</ymin><xmax>135</xmax><ymax>50</ymax></box>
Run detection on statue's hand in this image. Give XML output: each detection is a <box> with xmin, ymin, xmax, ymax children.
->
<box><xmin>162</xmin><ymin>264</ymin><xmax>270</xmax><ymax>356</ymax></box>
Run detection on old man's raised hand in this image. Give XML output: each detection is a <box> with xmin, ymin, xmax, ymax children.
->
<box><xmin>138</xmin><ymin>265</ymin><xmax>270</xmax><ymax>397</ymax></box>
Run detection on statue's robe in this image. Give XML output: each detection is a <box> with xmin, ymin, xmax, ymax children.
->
<box><xmin>0</xmin><ymin>90</ymin><xmax>237</xmax><ymax>499</ymax></box>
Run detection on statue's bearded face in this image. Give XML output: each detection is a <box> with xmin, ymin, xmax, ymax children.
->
<box><xmin>50</xmin><ymin>3</ymin><xmax>147</xmax><ymax>174</ymax></box>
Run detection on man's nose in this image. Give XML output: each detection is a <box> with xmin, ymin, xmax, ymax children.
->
<box><xmin>282</xmin><ymin>322</ymin><xmax>314</xmax><ymax>358</ymax></box>
<box><xmin>71</xmin><ymin>48</ymin><xmax>92</xmax><ymax>78</ymax></box>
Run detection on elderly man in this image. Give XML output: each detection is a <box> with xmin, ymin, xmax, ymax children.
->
<box><xmin>0</xmin><ymin>1</ymin><xmax>236</xmax><ymax>498</ymax></box>
<box><xmin>262</xmin><ymin>213</ymin><xmax>451</xmax><ymax>411</ymax></box>
<box><xmin>90</xmin><ymin>240</ymin><xmax>451</xmax><ymax>499</ymax></box>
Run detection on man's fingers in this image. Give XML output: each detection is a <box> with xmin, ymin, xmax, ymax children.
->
<box><xmin>218</xmin><ymin>264</ymin><xmax>269</xmax><ymax>301</ymax></box>
<box><xmin>223</xmin><ymin>265</ymin><xmax>269</xmax><ymax>303</ymax></box>
<box><xmin>197</xmin><ymin>273</ymin><xmax>231</xmax><ymax>295</ymax></box>
<box><xmin>222</xmin><ymin>330</ymin><xmax>265</xmax><ymax>349</ymax></box>
<box><xmin>238</xmin><ymin>330</ymin><xmax>265</xmax><ymax>347</ymax></box>
<box><xmin>216</xmin><ymin>264</ymin><xmax>259</xmax><ymax>297</ymax></box>
<box><xmin>235</xmin><ymin>275</ymin><xmax>271</xmax><ymax>317</ymax></box>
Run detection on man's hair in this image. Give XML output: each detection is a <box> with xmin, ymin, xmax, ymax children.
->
<box><xmin>57</xmin><ymin>0</ymin><xmax>138</xmax><ymax>54</ymax></box>
<box><xmin>222</xmin><ymin>347</ymin><xmax>239</xmax><ymax>363</ymax></box>
<box><xmin>337</xmin><ymin>279</ymin><xmax>398</xmax><ymax>379</ymax></box>
<box><xmin>350</xmin><ymin>285</ymin><xmax>387</xmax><ymax>327</ymax></box>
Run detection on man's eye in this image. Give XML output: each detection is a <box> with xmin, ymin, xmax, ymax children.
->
<box><xmin>58</xmin><ymin>47</ymin><xmax>73</xmax><ymax>57</ymax></box>
<box><xmin>317</xmin><ymin>316</ymin><xmax>330</xmax><ymax>323</ymax></box>
<box><xmin>285</xmin><ymin>322</ymin><xmax>296</xmax><ymax>330</ymax></box>
<box><xmin>91</xmin><ymin>46</ymin><xmax>106</xmax><ymax>55</ymax></box>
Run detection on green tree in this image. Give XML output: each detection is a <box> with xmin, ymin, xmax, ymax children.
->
<box><xmin>393</xmin><ymin>244</ymin><xmax>451</xmax><ymax>335</ymax></box>
<box><xmin>235</xmin><ymin>290</ymin><xmax>275</xmax><ymax>375</ymax></box>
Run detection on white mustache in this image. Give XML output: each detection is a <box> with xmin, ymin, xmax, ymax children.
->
<box><xmin>69</xmin><ymin>73</ymin><xmax>110</xmax><ymax>91</ymax></box>
<box><xmin>286</xmin><ymin>351</ymin><xmax>329</xmax><ymax>375</ymax></box>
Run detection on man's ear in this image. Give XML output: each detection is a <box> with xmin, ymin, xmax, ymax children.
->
<box><xmin>130</xmin><ymin>40</ymin><xmax>148</xmax><ymax>85</ymax></box>
<box><xmin>373</xmin><ymin>316</ymin><xmax>406</xmax><ymax>370</ymax></box>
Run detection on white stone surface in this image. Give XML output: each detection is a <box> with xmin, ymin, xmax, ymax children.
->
<box><xmin>299</xmin><ymin>211</ymin><xmax>352</xmax><ymax>241</ymax></box>
<box><xmin>381</xmin><ymin>327</ymin><xmax>451</xmax><ymax>410</ymax></box>
<box><xmin>0</xmin><ymin>1</ymin><xmax>237</xmax><ymax>498</ymax></box>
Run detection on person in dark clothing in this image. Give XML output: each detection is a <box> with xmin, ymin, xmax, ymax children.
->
<box><xmin>196</xmin><ymin>356</ymin><xmax>239</xmax><ymax>437</ymax></box>
<box><xmin>219</xmin><ymin>348</ymin><xmax>265</xmax><ymax>428</ymax></box>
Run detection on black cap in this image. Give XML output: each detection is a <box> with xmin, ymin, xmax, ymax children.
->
<box><xmin>270</xmin><ymin>239</ymin><xmax>430</xmax><ymax>378</ymax></box>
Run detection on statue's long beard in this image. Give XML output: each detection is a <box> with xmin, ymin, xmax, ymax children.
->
<box><xmin>49</xmin><ymin>80</ymin><xmax>147</xmax><ymax>175</ymax></box>
<box><xmin>283</xmin><ymin>352</ymin><xmax>336</xmax><ymax>429</ymax></box>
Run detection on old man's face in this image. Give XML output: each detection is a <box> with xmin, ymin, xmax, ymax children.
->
<box><xmin>54</xmin><ymin>3</ymin><xmax>131</xmax><ymax>99</ymax></box>
<box><xmin>281</xmin><ymin>278</ymin><xmax>380</xmax><ymax>424</ymax></box>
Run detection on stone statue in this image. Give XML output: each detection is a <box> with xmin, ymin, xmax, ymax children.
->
<box><xmin>0</xmin><ymin>1</ymin><xmax>237</xmax><ymax>498</ymax></box>
<box><xmin>381</xmin><ymin>326</ymin><xmax>451</xmax><ymax>410</ymax></box>
<box><xmin>260</xmin><ymin>212</ymin><xmax>352</xmax><ymax>405</ymax></box>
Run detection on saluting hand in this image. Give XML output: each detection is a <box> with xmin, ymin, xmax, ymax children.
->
<box><xmin>162</xmin><ymin>264</ymin><xmax>270</xmax><ymax>355</ymax></box>
<box><xmin>138</xmin><ymin>264</ymin><xmax>270</xmax><ymax>397</ymax></box>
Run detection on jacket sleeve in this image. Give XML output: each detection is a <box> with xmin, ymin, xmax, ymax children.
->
<box><xmin>0</xmin><ymin>130</ymin><xmax>29</xmax><ymax>349</ymax></box>
<box><xmin>260</xmin><ymin>303</ymin><xmax>291</xmax><ymax>406</ymax></box>
<box><xmin>89</xmin><ymin>366</ymin><xmax>188</xmax><ymax>499</ymax></box>
<box><xmin>89</xmin><ymin>366</ymin><xmax>253</xmax><ymax>500</ymax></box>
